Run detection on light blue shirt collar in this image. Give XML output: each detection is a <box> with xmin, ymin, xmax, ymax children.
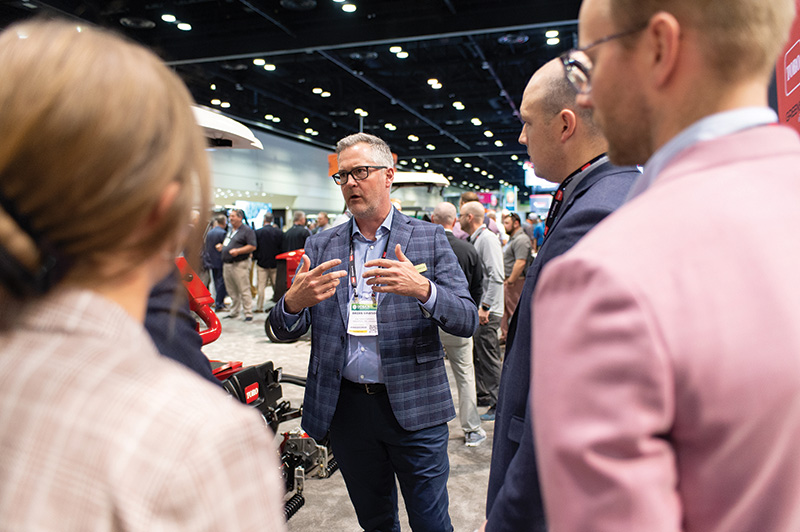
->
<box><xmin>350</xmin><ymin>206</ymin><xmax>395</xmax><ymax>241</ymax></box>
<box><xmin>627</xmin><ymin>107</ymin><xmax>778</xmax><ymax>200</ymax></box>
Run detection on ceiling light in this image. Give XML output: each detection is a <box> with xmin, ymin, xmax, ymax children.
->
<box><xmin>399</xmin><ymin>160</ymin><xmax>408</xmax><ymax>165</ymax></box>
<box><xmin>547</xmin><ymin>38</ymin><xmax>560</xmax><ymax>46</ymax></box>
<box><xmin>431</xmin><ymin>83</ymin><xmax>442</xmax><ymax>90</ymax></box>
<box><xmin>471</xmin><ymin>118</ymin><xmax>482</xmax><ymax>126</ymax></box>
<box><xmin>177</xmin><ymin>22</ymin><xmax>192</xmax><ymax>31</ymax></box>
<box><xmin>333</xmin><ymin>0</ymin><xmax>345</xmax><ymax>2</ymax></box>
<box><xmin>511</xmin><ymin>155</ymin><xmax>519</xmax><ymax>161</ymax></box>
<box><xmin>264</xmin><ymin>64</ymin><xmax>277</xmax><ymax>71</ymax></box>
<box><xmin>389</xmin><ymin>45</ymin><xmax>402</xmax><ymax>53</ymax></box>
<box><xmin>461</xmin><ymin>181</ymin><xmax>468</xmax><ymax>185</ymax></box>
<box><xmin>272</xmin><ymin>117</ymin><xmax>281</xmax><ymax>122</ymax></box>
<box><xmin>220</xmin><ymin>102</ymin><xmax>230</xmax><ymax>108</ymax></box>
<box><xmin>481</xmin><ymin>170</ymin><xmax>488</xmax><ymax>175</ymax></box>
<box><xmin>426</xmin><ymin>144</ymin><xmax>436</xmax><ymax>150</ymax></box>
<box><xmin>414</xmin><ymin>165</ymin><xmax>422</xmax><ymax>170</ymax></box>
<box><xmin>408</xmin><ymin>135</ymin><xmax>419</xmax><ymax>142</ymax></box>
<box><xmin>161</xmin><ymin>14</ymin><xmax>177</xmax><ymax>23</ymax></box>
<box><xmin>424</xmin><ymin>162</ymin><xmax>429</xmax><ymax>167</ymax></box>
<box><xmin>452</xmin><ymin>101</ymin><xmax>465</xmax><ymax>110</ymax></box>
<box><xmin>545</xmin><ymin>30</ymin><xmax>559</xmax><ymax>38</ymax></box>
<box><xmin>265</xmin><ymin>114</ymin><xmax>274</xmax><ymax>119</ymax></box>
<box><xmin>384</xmin><ymin>123</ymin><xmax>396</xmax><ymax>130</ymax></box>
<box><xmin>253</xmin><ymin>58</ymin><xmax>266</xmax><ymax>66</ymax></box>
<box><xmin>211</xmin><ymin>99</ymin><xmax>221</xmax><ymax>105</ymax></box>
<box><xmin>210</xmin><ymin>84</ymin><xmax>216</xmax><ymax>90</ymax></box>
<box><xmin>464</xmin><ymin>162</ymin><xmax>472</xmax><ymax>168</ymax></box>
<box><xmin>494</xmin><ymin>140</ymin><xmax>504</xmax><ymax>147</ymax></box>
<box><xmin>427</xmin><ymin>78</ymin><xmax>438</xmax><ymax>86</ymax></box>
<box><xmin>396</xmin><ymin>51</ymin><xmax>409</xmax><ymax>59</ymax></box>
<box><xmin>304</xmin><ymin>117</ymin><xmax>310</xmax><ymax>123</ymax></box>
<box><xmin>453</xmin><ymin>158</ymin><xmax>462</xmax><ymax>163</ymax></box>
<box><xmin>305</xmin><ymin>128</ymin><xmax>314</xmax><ymax>134</ymax></box>
<box><xmin>488</xmin><ymin>174</ymin><xmax>495</xmax><ymax>179</ymax></box>
<box><xmin>312</xmin><ymin>87</ymin><xmax>323</xmax><ymax>94</ymax></box>
<box><xmin>321</xmin><ymin>91</ymin><xmax>331</xmax><ymax>97</ymax></box>
<box><xmin>483</xmin><ymin>130</ymin><xmax>494</xmax><ymax>137</ymax></box>
<box><xmin>342</xmin><ymin>3</ymin><xmax>356</xmax><ymax>12</ymax></box>
<box><xmin>411</xmin><ymin>158</ymin><xmax>417</xmax><ymax>163</ymax></box>
<box><xmin>473</xmin><ymin>167</ymin><xmax>480</xmax><ymax>172</ymax></box>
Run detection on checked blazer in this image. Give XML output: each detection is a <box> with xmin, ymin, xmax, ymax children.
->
<box><xmin>269</xmin><ymin>209</ymin><xmax>479</xmax><ymax>441</ymax></box>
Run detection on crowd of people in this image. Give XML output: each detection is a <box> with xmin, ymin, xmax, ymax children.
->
<box><xmin>2</xmin><ymin>0</ymin><xmax>800</xmax><ymax>530</ymax></box>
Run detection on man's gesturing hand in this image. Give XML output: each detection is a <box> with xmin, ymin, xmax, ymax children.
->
<box><xmin>284</xmin><ymin>255</ymin><xmax>347</xmax><ymax>314</ymax></box>
<box><xmin>363</xmin><ymin>244</ymin><xmax>431</xmax><ymax>303</ymax></box>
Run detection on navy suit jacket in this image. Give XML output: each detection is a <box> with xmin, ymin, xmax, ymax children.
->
<box><xmin>203</xmin><ymin>226</ymin><xmax>226</xmax><ymax>270</ymax></box>
<box><xmin>485</xmin><ymin>161</ymin><xmax>638</xmax><ymax>531</ymax></box>
<box><xmin>269</xmin><ymin>209</ymin><xmax>478</xmax><ymax>441</ymax></box>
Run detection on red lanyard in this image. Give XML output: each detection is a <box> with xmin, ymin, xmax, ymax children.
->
<box><xmin>543</xmin><ymin>154</ymin><xmax>606</xmax><ymax>238</ymax></box>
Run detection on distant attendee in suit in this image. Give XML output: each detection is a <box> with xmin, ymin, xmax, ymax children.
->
<box><xmin>482</xmin><ymin>58</ymin><xmax>639</xmax><ymax>532</ymax></box>
<box><xmin>269</xmin><ymin>133</ymin><xmax>478</xmax><ymax>531</ymax></box>
<box><xmin>253</xmin><ymin>212</ymin><xmax>283</xmax><ymax>312</ymax></box>
<box><xmin>531</xmin><ymin>1</ymin><xmax>800</xmax><ymax>531</ymax></box>
<box><xmin>431</xmin><ymin>201</ymin><xmax>485</xmax><ymax>447</ymax></box>
<box><xmin>314</xmin><ymin>211</ymin><xmax>331</xmax><ymax>233</ymax></box>
<box><xmin>203</xmin><ymin>213</ymin><xmax>228</xmax><ymax>311</ymax></box>
<box><xmin>459</xmin><ymin>200</ymin><xmax>504</xmax><ymax>416</ymax></box>
<box><xmin>282</xmin><ymin>210</ymin><xmax>311</xmax><ymax>252</ymax></box>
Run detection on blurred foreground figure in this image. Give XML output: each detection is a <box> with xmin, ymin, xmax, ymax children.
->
<box><xmin>532</xmin><ymin>0</ymin><xmax>800</xmax><ymax>531</ymax></box>
<box><xmin>0</xmin><ymin>20</ymin><xmax>286</xmax><ymax>531</ymax></box>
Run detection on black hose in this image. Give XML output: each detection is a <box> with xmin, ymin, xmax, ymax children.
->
<box><xmin>280</xmin><ymin>374</ymin><xmax>306</xmax><ymax>387</ymax></box>
<box><xmin>284</xmin><ymin>492</ymin><xmax>305</xmax><ymax>520</ymax></box>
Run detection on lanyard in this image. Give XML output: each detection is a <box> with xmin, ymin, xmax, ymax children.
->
<box><xmin>348</xmin><ymin>222</ymin><xmax>392</xmax><ymax>299</ymax></box>
<box><xmin>543</xmin><ymin>153</ymin><xmax>607</xmax><ymax>238</ymax></box>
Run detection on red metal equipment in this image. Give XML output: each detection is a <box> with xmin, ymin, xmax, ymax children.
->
<box><xmin>174</xmin><ymin>256</ymin><xmax>222</xmax><ymax>345</ymax></box>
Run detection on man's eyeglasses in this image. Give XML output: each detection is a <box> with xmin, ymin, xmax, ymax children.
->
<box><xmin>331</xmin><ymin>165</ymin><xmax>387</xmax><ymax>185</ymax></box>
<box><xmin>560</xmin><ymin>24</ymin><xmax>648</xmax><ymax>94</ymax></box>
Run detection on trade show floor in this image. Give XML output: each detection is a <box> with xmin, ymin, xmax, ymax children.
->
<box><xmin>202</xmin><ymin>303</ymin><xmax>494</xmax><ymax>532</ymax></box>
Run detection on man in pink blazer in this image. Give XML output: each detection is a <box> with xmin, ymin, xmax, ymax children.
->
<box><xmin>531</xmin><ymin>0</ymin><xmax>800</xmax><ymax>531</ymax></box>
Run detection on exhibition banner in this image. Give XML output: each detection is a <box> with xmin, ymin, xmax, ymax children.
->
<box><xmin>776</xmin><ymin>0</ymin><xmax>800</xmax><ymax>135</ymax></box>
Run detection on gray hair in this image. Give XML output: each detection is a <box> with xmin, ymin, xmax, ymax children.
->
<box><xmin>336</xmin><ymin>133</ymin><xmax>394</xmax><ymax>168</ymax></box>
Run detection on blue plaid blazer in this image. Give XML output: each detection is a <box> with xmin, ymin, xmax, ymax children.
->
<box><xmin>269</xmin><ymin>210</ymin><xmax>478</xmax><ymax>440</ymax></box>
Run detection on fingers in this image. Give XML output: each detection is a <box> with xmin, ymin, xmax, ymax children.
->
<box><xmin>312</xmin><ymin>258</ymin><xmax>344</xmax><ymax>275</ymax></box>
<box><xmin>297</xmin><ymin>254</ymin><xmax>311</xmax><ymax>274</ymax></box>
<box><xmin>394</xmin><ymin>244</ymin><xmax>409</xmax><ymax>262</ymax></box>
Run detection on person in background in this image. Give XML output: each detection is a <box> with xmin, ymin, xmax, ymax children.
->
<box><xmin>431</xmin><ymin>201</ymin><xmax>486</xmax><ymax>447</ymax></box>
<box><xmin>532</xmin><ymin>0</ymin><xmax>800</xmax><ymax>530</ymax></box>
<box><xmin>314</xmin><ymin>211</ymin><xmax>331</xmax><ymax>233</ymax></box>
<box><xmin>531</xmin><ymin>214</ymin><xmax>545</xmax><ymax>252</ymax></box>
<box><xmin>0</xmin><ymin>19</ymin><xmax>285</xmax><ymax>531</ymax></box>
<box><xmin>482</xmin><ymin>57</ymin><xmax>639</xmax><ymax>532</ymax></box>
<box><xmin>459</xmin><ymin>200</ymin><xmax>504</xmax><ymax>419</ymax></box>
<box><xmin>453</xmin><ymin>191</ymin><xmax>499</xmax><ymax>241</ymax></box>
<box><xmin>254</xmin><ymin>212</ymin><xmax>283</xmax><ymax>312</ymax></box>
<box><xmin>283</xmin><ymin>210</ymin><xmax>311</xmax><ymax>252</ymax></box>
<box><xmin>269</xmin><ymin>132</ymin><xmax>477</xmax><ymax>531</ymax></box>
<box><xmin>203</xmin><ymin>212</ymin><xmax>228</xmax><ymax>311</ymax></box>
<box><xmin>499</xmin><ymin>212</ymin><xmax>530</xmax><ymax>345</ymax></box>
<box><xmin>217</xmin><ymin>208</ymin><xmax>256</xmax><ymax>321</ymax></box>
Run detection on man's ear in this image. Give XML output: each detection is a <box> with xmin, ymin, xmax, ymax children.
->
<box><xmin>384</xmin><ymin>166</ymin><xmax>395</xmax><ymax>188</ymax></box>
<box><xmin>559</xmin><ymin>109</ymin><xmax>577</xmax><ymax>143</ymax></box>
<box><xmin>645</xmin><ymin>11</ymin><xmax>682</xmax><ymax>89</ymax></box>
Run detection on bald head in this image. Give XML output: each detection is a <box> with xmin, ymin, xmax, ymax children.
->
<box><xmin>459</xmin><ymin>201</ymin><xmax>485</xmax><ymax>235</ymax></box>
<box><xmin>432</xmin><ymin>202</ymin><xmax>457</xmax><ymax>229</ymax></box>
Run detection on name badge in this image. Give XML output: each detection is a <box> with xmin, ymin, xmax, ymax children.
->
<box><xmin>347</xmin><ymin>300</ymin><xmax>378</xmax><ymax>336</ymax></box>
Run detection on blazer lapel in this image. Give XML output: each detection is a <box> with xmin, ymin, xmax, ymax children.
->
<box><xmin>547</xmin><ymin>161</ymin><xmax>610</xmax><ymax>236</ymax></box>
<box><xmin>378</xmin><ymin>211</ymin><xmax>412</xmax><ymax>306</ymax></box>
<box><xmin>332</xmin><ymin>220</ymin><xmax>352</xmax><ymax>326</ymax></box>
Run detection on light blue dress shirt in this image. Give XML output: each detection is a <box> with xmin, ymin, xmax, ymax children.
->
<box><xmin>281</xmin><ymin>207</ymin><xmax>438</xmax><ymax>383</ymax></box>
<box><xmin>627</xmin><ymin>107</ymin><xmax>778</xmax><ymax>200</ymax></box>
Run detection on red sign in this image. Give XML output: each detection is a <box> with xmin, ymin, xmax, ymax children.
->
<box><xmin>776</xmin><ymin>0</ymin><xmax>800</xmax><ymax>134</ymax></box>
<box><xmin>244</xmin><ymin>382</ymin><xmax>259</xmax><ymax>404</ymax></box>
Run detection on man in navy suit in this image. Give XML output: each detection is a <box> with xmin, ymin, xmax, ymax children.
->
<box><xmin>481</xmin><ymin>59</ymin><xmax>639</xmax><ymax>532</ymax></box>
<box><xmin>270</xmin><ymin>133</ymin><xmax>478</xmax><ymax>532</ymax></box>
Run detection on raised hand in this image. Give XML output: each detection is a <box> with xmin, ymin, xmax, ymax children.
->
<box><xmin>284</xmin><ymin>255</ymin><xmax>347</xmax><ymax>313</ymax></box>
<box><xmin>363</xmin><ymin>244</ymin><xmax>431</xmax><ymax>302</ymax></box>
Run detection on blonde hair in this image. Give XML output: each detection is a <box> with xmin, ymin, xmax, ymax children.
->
<box><xmin>0</xmin><ymin>20</ymin><xmax>210</xmax><ymax>297</ymax></box>
<box><xmin>609</xmin><ymin>0</ymin><xmax>795</xmax><ymax>82</ymax></box>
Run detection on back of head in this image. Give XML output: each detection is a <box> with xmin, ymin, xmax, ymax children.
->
<box><xmin>214</xmin><ymin>213</ymin><xmax>228</xmax><ymax>227</ymax></box>
<box><xmin>461</xmin><ymin>201</ymin><xmax>485</xmax><ymax>219</ymax></box>
<box><xmin>460</xmin><ymin>191</ymin><xmax>479</xmax><ymax>205</ymax></box>
<box><xmin>432</xmin><ymin>202</ymin><xmax>457</xmax><ymax>227</ymax></box>
<box><xmin>293</xmin><ymin>210</ymin><xmax>306</xmax><ymax>224</ymax></box>
<box><xmin>0</xmin><ymin>20</ymin><xmax>209</xmax><ymax>300</ymax></box>
<box><xmin>263</xmin><ymin>212</ymin><xmax>274</xmax><ymax>225</ymax></box>
<box><xmin>336</xmin><ymin>132</ymin><xmax>394</xmax><ymax>167</ymax></box>
<box><xmin>610</xmin><ymin>0</ymin><xmax>795</xmax><ymax>82</ymax></box>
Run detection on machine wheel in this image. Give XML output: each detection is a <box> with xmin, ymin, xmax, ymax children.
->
<box><xmin>264</xmin><ymin>308</ymin><xmax>299</xmax><ymax>344</ymax></box>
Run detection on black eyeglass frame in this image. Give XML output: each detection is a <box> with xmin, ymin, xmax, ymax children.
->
<box><xmin>331</xmin><ymin>165</ymin><xmax>388</xmax><ymax>185</ymax></box>
<box><xmin>560</xmin><ymin>23</ymin><xmax>648</xmax><ymax>94</ymax></box>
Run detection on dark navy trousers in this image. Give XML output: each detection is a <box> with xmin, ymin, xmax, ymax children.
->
<box><xmin>329</xmin><ymin>382</ymin><xmax>453</xmax><ymax>532</ymax></box>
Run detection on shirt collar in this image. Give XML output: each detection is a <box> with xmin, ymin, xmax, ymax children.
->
<box><xmin>628</xmin><ymin>107</ymin><xmax>778</xmax><ymax>200</ymax></box>
<box><xmin>562</xmin><ymin>154</ymin><xmax>609</xmax><ymax>204</ymax></box>
<box><xmin>351</xmin><ymin>206</ymin><xmax>395</xmax><ymax>241</ymax></box>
